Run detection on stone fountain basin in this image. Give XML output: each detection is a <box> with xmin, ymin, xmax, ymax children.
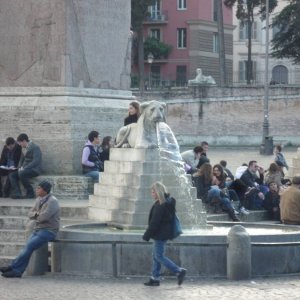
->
<box><xmin>52</xmin><ymin>223</ymin><xmax>300</xmax><ymax>277</ymax></box>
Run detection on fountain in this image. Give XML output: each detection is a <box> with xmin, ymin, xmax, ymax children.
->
<box><xmin>52</xmin><ymin>101</ymin><xmax>300</xmax><ymax>278</ymax></box>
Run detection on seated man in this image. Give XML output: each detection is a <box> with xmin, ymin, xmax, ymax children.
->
<box><xmin>9</xmin><ymin>134</ymin><xmax>42</xmax><ymax>199</ymax></box>
<box><xmin>181</xmin><ymin>146</ymin><xmax>205</xmax><ymax>174</ymax></box>
<box><xmin>0</xmin><ymin>137</ymin><xmax>22</xmax><ymax>197</ymax></box>
<box><xmin>240</xmin><ymin>160</ymin><xmax>266</xmax><ymax>210</ymax></box>
<box><xmin>0</xmin><ymin>180</ymin><xmax>60</xmax><ymax>278</ymax></box>
<box><xmin>82</xmin><ymin>131</ymin><xmax>103</xmax><ymax>182</ymax></box>
<box><xmin>280</xmin><ymin>176</ymin><xmax>300</xmax><ymax>225</ymax></box>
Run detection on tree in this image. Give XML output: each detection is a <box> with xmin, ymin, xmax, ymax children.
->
<box><xmin>271</xmin><ymin>0</ymin><xmax>300</xmax><ymax>64</ymax></box>
<box><xmin>131</xmin><ymin>0</ymin><xmax>156</xmax><ymax>93</ymax></box>
<box><xmin>144</xmin><ymin>37</ymin><xmax>172</xmax><ymax>60</ymax></box>
<box><xmin>224</xmin><ymin>0</ymin><xmax>277</xmax><ymax>84</ymax></box>
<box><xmin>216</xmin><ymin>0</ymin><xmax>227</xmax><ymax>86</ymax></box>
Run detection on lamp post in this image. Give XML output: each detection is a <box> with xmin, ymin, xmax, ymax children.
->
<box><xmin>260</xmin><ymin>0</ymin><xmax>272</xmax><ymax>155</ymax></box>
<box><xmin>147</xmin><ymin>52</ymin><xmax>154</xmax><ymax>89</ymax></box>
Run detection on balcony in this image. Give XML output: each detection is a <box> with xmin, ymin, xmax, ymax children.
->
<box><xmin>143</xmin><ymin>10</ymin><xmax>168</xmax><ymax>24</ymax></box>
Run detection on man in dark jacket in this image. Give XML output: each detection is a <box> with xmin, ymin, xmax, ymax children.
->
<box><xmin>0</xmin><ymin>137</ymin><xmax>22</xmax><ymax>197</ymax></box>
<box><xmin>240</xmin><ymin>160</ymin><xmax>265</xmax><ymax>209</ymax></box>
<box><xmin>9</xmin><ymin>133</ymin><xmax>42</xmax><ymax>199</ymax></box>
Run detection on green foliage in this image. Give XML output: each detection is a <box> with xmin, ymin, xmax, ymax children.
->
<box><xmin>224</xmin><ymin>0</ymin><xmax>277</xmax><ymax>23</ymax></box>
<box><xmin>271</xmin><ymin>0</ymin><xmax>300</xmax><ymax>64</ymax></box>
<box><xmin>144</xmin><ymin>37</ymin><xmax>172</xmax><ymax>59</ymax></box>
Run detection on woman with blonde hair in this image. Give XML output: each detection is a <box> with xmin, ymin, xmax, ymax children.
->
<box><xmin>143</xmin><ymin>181</ymin><xmax>186</xmax><ymax>287</ymax></box>
<box><xmin>124</xmin><ymin>101</ymin><xmax>140</xmax><ymax>126</ymax></box>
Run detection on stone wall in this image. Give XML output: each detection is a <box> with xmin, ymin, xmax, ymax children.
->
<box><xmin>0</xmin><ymin>0</ymin><xmax>131</xmax><ymax>90</ymax></box>
<box><xmin>134</xmin><ymin>86</ymin><xmax>300</xmax><ymax>146</ymax></box>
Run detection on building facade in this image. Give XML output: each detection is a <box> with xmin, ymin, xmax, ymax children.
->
<box><xmin>140</xmin><ymin>0</ymin><xmax>234</xmax><ymax>87</ymax></box>
<box><xmin>233</xmin><ymin>0</ymin><xmax>300</xmax><ymax>85</ymax></box>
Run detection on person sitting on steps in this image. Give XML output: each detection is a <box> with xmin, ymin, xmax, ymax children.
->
<box><xmin>0</xmin><ymin>137</ymin><xmax>22</xmax><ymax>197</ymax></box>
<box><xmin>9</xmin><ymin>134</ymin><xmax>42</xmax><ymax>199</ymax></box>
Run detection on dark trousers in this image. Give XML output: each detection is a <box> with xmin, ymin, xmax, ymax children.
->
<box><xmin>9</xmin><ymin>169</ymin><xmax>39</xmax><ymax>197</ymax></box>
<box><xmin>0</xmin><ymin>169</ymin><xmax>14</xmax><ymax>196</ymax></box>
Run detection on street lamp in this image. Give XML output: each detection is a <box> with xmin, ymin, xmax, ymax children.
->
<box><xmin>147</xmin><ymin>52</ymin><xmax>154</xmax><ymax>89</ymax></box>
<box><xmin>260</xmin><ymin>0</ymin><xmax>273</xmax><ymax>155</ymax></box>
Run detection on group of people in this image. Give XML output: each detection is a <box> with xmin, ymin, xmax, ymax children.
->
<box><xmin>181</xmin><ymin>143</ymin><xmax>298</xmax><ymax>224</ymax></box>
<box><xmin>81</xmin><ymin>101</ymin><xmax>141</xmax><ymax>182</ymax></box>
<box><xmin>0</xmin><ymin>134</ymin><xmax>42</xmax><ymax>199</ymax></box>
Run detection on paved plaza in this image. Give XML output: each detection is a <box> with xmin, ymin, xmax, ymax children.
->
<box><xmin>1</xmin><ymin>273</ymin><xmax>300</xmax><ymax>300</ymax></box>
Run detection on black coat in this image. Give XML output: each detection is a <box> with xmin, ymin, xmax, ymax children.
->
<box><xmin>0</xmin><ymin>143</ymin><xmax>22</xmax><ymax>168</ymax></box>
<box><xmin>124</xmin><ymin>114</ymin><xmax>138</xmax><ymax>126</ymax></box>
<box><xmin>143</xmin><ymin>195</ymin><xmax>175</xmax><ymax>241</ymax></box>
<box><xmin>193</xmin><ymin>175</ymin><xmax>211</xmax><ymax>202</ymax></box>
<box><xmin>240</xmin><ymin>169</ymin><xmax>263</xmax><ymax>188</ymax></box>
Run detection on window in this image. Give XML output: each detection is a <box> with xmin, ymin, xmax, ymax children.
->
<box><xmin>176</xmin><ymin>66</ymin><xmax>187</xmax><ymax>86</ymax></box>
<box><xmin>239</xmin><ymin>22</ymin><xmax>257</xmax><ymax>40</ymax></box>
<box><xmin>272</xmin><ymin>24</ymin><xmax>280</xmax><ymax>39</ymax></box>
<box><xmin>239</xmin><ymin>60</ymin><xmax>257</xmax><ymax>82</ymax></box>
<box><xmin>150</xmin><ymin>29</ymin><xmax>161</xmax><ymax>41</ymax></box>
<box><xmin>177</xmin><ymin>0</ymin><xmax>186</xmax><ymax>10</ymax></box>
<box><xmin>151</xmin><ymin>65</ymin><xmax>161</xmax><ymax>87</ymax></box>
<box><xmin>150</xmin><ymin>0</ymin><xmax>161</xmax><ymax>19</ymax></box>
<box><xmin>272</xmin><ymin>65</ymin><xmax>288</xmax><ymax>84</ymax></box>
<box><xmin>213</xmin><ymin>33</ymin><xmax>219</xmax><ymax>53</ymax></box>
<box><xmin>177</xmin><ymin>28</ymin><xmax>187</xmax><ymax>48</ymax></box>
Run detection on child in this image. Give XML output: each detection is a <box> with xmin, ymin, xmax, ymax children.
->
<box><xmin>263</xmin><ymin>181</ymin><xmax>280</xmax><ymax>221</ymax></box>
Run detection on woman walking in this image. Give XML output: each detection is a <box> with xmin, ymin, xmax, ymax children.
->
<box><xmin>143</xmin><ymin>181</ymin><xmax>186</xmax><ymax>286</ymax></box>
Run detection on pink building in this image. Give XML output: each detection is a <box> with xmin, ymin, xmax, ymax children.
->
<box><xmin>140</xmin><ymin>0</ymin><xmax>234</xmax><ymax>86</ymax></box>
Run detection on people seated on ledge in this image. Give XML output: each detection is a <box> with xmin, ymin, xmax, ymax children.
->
<box><xmin>240</xmin><ymin>160</ymin><xmax>267</xmax><ymax>210</ymax></box>
<box><xmin>124</xmin><ymin>101</ymin><xmax>140</xmax><ymax>126</ymax></box>
<box><xmin>280</xmin><ymin>176</ymin><xmax>300</xmax><ymax>225</ymax></box>
<box><xmin>181</xmin><ymin>146</ymin><xmax>207</xmax><ymax>174</ymax></box>
<box><xmin>9</xmin><ymin>134</ymin><xmax>42</xmax><ymax>199</ymax></box>
<box><xmin>0</xmin><ymin>137</ymin><xmax>22</xmax><ymax>197</ymax></box>
<box><xmin>82</xmin><ymin>131</ymin><xmax>103</xmax><ymax>182</ymax></box>
<box><xmin>0</xmin><ymin>180</ymin><xmax>60</xmax><ymax>278</ymax></box>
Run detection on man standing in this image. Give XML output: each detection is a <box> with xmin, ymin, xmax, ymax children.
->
<box><xmin>280</xmin><ymin>176</ymin><xmax>300</xmax><ymax>225</ymax></box>
<box><xmin>82</xmin><ymin>131</ymin><xmax>103</xmax><ymax>182</ymax></box>
<box><xmin>0</xmin><ymin>180</ymin><xmax>60</xmax><ymax>278</ymax></box>
<box><xmin>0</xmin><ymin>137</ymin><xmax>22</xmax><ymax>197</ymax></box>
<box><xmin>9</xmin><ymin>134</ymin><xmax>42</xmax><ymax>199</ymax></box>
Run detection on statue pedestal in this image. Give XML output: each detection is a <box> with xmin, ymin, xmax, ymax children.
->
<box><xmin>88</xmin><ymin>148</ymin><xmax>206</xmax><ymax>229</ymax></box>
<box><xmin>0</xmin><ymin>87</ymin><xmax>134</xmax><ymax>174</ymax></box>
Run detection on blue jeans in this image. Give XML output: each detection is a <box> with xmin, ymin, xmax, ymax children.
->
<box><xmin>207</xmin><ymin>186</ymin><xmax>234</xmax><ymax>211</ymax></box>
<box><xmin>84</xmin><ymin>171</ymin><xmax>99</xmax><ymax>182</ymax></box>
<box><xmin>151</xmin><ymin>240</ymin><xmax>181</xmax><ymax>280</ymax></box>
<box><xmin>10</xmin><ymin>229</ymin><xmax>56</xmax><ymax>275</ymax></box>
<box><xmin>9</xmin><ymin>169</ymin><xmax>39</xmax><ymax>197</ymax></box>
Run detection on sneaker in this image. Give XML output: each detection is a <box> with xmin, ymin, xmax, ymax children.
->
<box><xmin>144</xmin><ymin>278</ymin><xmax>160</xmax><ymax>286</ymax></box>
<box><xmin>0</xmin><ymin>266</ymin><xmax>12</xmax><ymax>273</ymax></box>
<box><xmin>177</xmin><ymin>268</ymin><xmax>187</xmax><ymax>285</ymax></box>
<box><xmin>240</xmin><ymin>206</ymin><xmax>250</xmax><ymax>215</ymax></box>
<box><xmin>1</xmin><ymin>270</ymin><xmax>22</xmax><ymax>278</ymax></box>
<box><xmin>233</xmin><ymin>209</ymin><xmax>240</xmax><ymax>215</ymax></box>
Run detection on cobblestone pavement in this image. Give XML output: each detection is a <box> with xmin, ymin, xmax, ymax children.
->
<box><xmin>1</xmin><ymin>273</ymin><xmax>300</xmax><ymax>300</ymax></box>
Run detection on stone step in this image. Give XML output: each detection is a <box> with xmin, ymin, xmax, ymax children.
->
<box><xmin>104</xmin><ymin>160</ymin><xmax>184</xmax><ymax>175</ymax></box>
<box><xmin>0</xmin><ymin>229</ymin><xmax>27</xmax><ymax>242</ymax></box>
<box><xmin>93</xmin><ymin>184</ymin><xmax>197</xmax><ymax>199</ymax></box>
<box><xmin>0</xmin><ymin>255</ymin><xmax>16</xmax><ymax>266</ymax></box>
<box><xmin>0</xmin><ymin>199</ymin><xmax>89</xmax><ymax>219</ymax></box>
<box><xmin>0</xmin><ymin>242</ymin><xmax>24</xmax><ymax>256</ymax></box>
<box><xmin>28</xmin><ymin>176</ymin><xmax>93</xmax><ymax>200</ymax></box>
<box><xmin>207</xmin><ymin>210</ymin><xmax>269</xmax><ymax>222</ymax></box>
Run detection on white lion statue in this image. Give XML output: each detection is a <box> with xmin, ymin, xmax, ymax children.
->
<box><xmin>115</xmin><ymin>100</ymin><xmax>179</xmax><ymax>153</ymax></box>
